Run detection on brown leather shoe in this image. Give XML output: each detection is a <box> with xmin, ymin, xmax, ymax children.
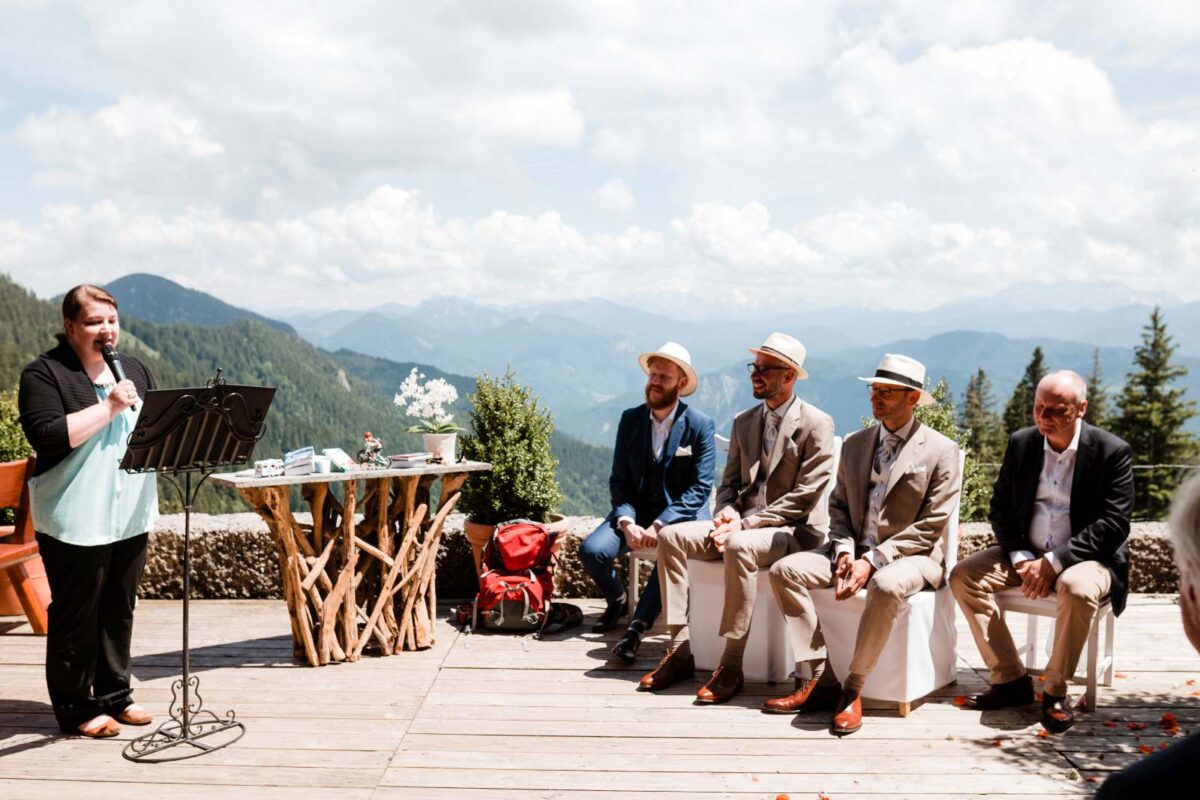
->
<box><xmin>638</xmin><ymin>651</ymin><xmax>695</xmax><ymax>691</ymax></box>
<box><xmin>831</xmin><ymin>689</ymin><xmax>863</xmax><ymax>736</ymax></box>
<box><xmin>763</xmin><ymin>678</ymin><xmax>840</xmax><ymax>714</ymax></box>
<box><xmin>696</xmin><ymin>666</ymin><xmax>744</xmax><ymax>704</ymax></box>
<box><xmin>115</xmin><ymin>704</ymin><xmax>154</xmax><ymax>726</ymax></box>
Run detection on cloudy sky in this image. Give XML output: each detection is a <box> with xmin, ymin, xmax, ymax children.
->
<box><xmin>2</xmin><ymin>1</ymin><xmax>1198</xmax><ymax>314</ymax></box>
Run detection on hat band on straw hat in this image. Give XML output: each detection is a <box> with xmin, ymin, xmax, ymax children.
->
<box><xmin>872</xmin><ymin>369</ymin><xmax>923</xmax><ymax>390</ymax></box>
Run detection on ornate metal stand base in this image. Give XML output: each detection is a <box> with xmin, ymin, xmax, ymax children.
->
<box><xmin>121</xmin><ymin>675</ymin><xmax>245</xmax><ymax>762</ymax></box>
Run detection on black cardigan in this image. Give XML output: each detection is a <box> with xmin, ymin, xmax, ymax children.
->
<box><xmin>18</xmin><ymin>340</ymin><xmax>155</xmax><ymax>477</ymax></box>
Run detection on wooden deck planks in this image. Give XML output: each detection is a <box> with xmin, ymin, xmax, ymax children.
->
<box><xmin>0</xmin><ymin>595</ymin><xmax>1196</xmax><ymax>798</ymax></box>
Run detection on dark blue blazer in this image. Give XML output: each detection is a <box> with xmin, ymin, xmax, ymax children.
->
<box><xmin>608</xmin><ymin>400</ymin><xmax>715</xmax><ymax>528</ymax></box>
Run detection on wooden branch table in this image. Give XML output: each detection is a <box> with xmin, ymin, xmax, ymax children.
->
<box><xmin>211</xmin><ymin>461</ymin><xmax>490</xmax><ymax>666</ymax></box>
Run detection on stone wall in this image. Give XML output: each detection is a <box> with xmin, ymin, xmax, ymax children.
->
<box><xmin>140</xmin><ymin>514</ymin><xmax>1181</xmax><ymax>600</ymax></box>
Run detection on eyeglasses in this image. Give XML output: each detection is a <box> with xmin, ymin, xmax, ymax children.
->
<box><xmin>747</xmin><ymin>363</ymin><xmax>789</xmax><ymax>376</ymax></box>
<box><xmin>868</xmin><ymin>385</ymin><xmax>909</xmax><ymax>399</ymax></box>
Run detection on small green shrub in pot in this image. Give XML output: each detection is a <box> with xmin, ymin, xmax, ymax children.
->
<box><xmin>458</xmin><ymin>368</ymin><xmax>562</xmax><ymax>576</ymax></box>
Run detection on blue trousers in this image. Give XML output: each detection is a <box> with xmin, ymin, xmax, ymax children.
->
<box><xmin>579</xmin><ymin>517</ymin><xmax>662</xmax><ymax>625</ymax></box>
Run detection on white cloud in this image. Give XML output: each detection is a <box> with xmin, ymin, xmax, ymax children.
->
<box><xmin>595</xmin><ymin>179</ymin><xmax>634</xmax><ymax>214</ymax></box>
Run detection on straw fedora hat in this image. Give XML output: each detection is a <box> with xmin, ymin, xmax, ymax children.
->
<box><xmin>858</xmin><ymin>353</ymin><xmax>935</xmax><ymax>406</ymax></box>
<box><xmin>638</xmin><ymin>341</ymin><xmax>698</xmax><ymax>396</ymax></box>
<box><xmin>747</xmin><ymin>332</ymin><xmax>808</xmax><ymax>380</ymax></box>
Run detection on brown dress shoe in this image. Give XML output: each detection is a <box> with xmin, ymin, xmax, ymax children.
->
<box><xmin>763</xmin><ymin>678</ymin><xmax>839</xmax><ymax>714</ymax></box>
<box><xmin>831</xmin><ymin>689</ymin><xmax>863</xmax><ymax>736</ymax></box>
<box><xmin>696</xmin><ymin>666</ymin><xmax>744</xmax><ymax>704</ymax></box>
<box><xmin>639</xmin><ymin>651</ymin><xmax>695</xmax><ymax>691</ymax></box>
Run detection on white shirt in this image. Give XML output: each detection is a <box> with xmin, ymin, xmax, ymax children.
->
<box><xmin>617</xmin><ymin>402</ymin><xmax>680</xmax><ymax>529</ymax></box>
<box><xmin>1010</xmin><ymin>419</ymin><xmax>1081</xmax><ymax>573</ymax></box>
<box><xmin>862</xmin><ymin>416</ymin><xmax>917</xmax><ymax>568</ymax></box>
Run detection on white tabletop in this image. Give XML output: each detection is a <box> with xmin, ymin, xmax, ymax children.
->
<box><xmin>209</xmin><ymin>460</ymin><xmax>491</xmax><ymax>489</ymax></box>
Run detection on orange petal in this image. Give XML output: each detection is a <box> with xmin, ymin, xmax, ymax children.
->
<box><xmin>1127</xmin><ymin>722</ymin><xmax>1147</xmax><ymax>731</ymax></box>
<box><xmin>1103</xmin><ymin>720</ymin><xmax>1119</xmax><ymax>728</ymax></box>
<box><xmin>1115</xmin><ymin>672</ymin><xmax>1129</xmax><ymax>679</ymax></box>
<box><xmin>1161</xmin><ymin>712</ymin><xmax>1179</xmax><ymax>728</ymax></box>
<box><xmin>1086</xmin><ymin>776</ymin><xmax>1099</xmax><ymax>783</ymax></box>
<box><xmin>1037</xmin><ymin>730</ymin><xmax>1051</xmax><ymax>739</ymax></box>
<box><xmin>953</xmin><ymin>696</ymin><xmax>969</xmax><ymax>707</ymax></box>
<box><xmin>1139</xmin><ymin>744</ymin><xmax>1154</xmax><ymax>754</ymax></box>
<box><xmin>1191</xmin><ymin>691</ymin><xmax>1200</xmax><ymax>697</ymax></box>
<box><xmin>1187</xmin><ymin>679</ymin><xmax>1196</xmax><ymax>686</ymax></box>
<box><xmin>1160</xmin><ymin>742</ymin><xmax>1171</xmax><ymax>750</ymax></box>
<box><xmin>993</xmin><ymin>739</ymin><xmax>1003</xmax><ymax>747</ymax></box>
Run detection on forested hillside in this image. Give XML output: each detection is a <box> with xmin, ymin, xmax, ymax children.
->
<box><xmin>0</xmin><ymin>274</ymin><xmax>611</xmax><ymax>515</ymax></box>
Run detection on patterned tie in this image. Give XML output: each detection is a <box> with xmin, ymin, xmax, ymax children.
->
<box><xmin>763</xmin><ymin>409</ymin><xmax>781</xmax><ymax>457</ymax></box>
<box><xmin>873</xmin><ymin>432</ymin><xmax>902</xmax><ymax>475</ymax></box>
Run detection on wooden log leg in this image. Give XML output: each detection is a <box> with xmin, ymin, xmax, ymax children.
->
<box><xmin>341</xmin><ymin>479</ymin><xmax>359</xmax><ymax>660</ymax></box>
<box><xmin>287</xmin><ymin>555</ymin><xmax>320</xmax><ymax>666</ymax></box>
<box><xmin>397</xmin><ymin>491</ymin><xmax>460</xmax><ymax>650</ymax></box>
<box><xmin>247</xmin><ymin>487</ymin><xmax>307</xmax><ymax>660</ymax></box>
<box><xmin>377</xmin><ymin>477</ymin><xmax>398</xmax><ymax>648</ymax></box>
<box><xmin>898</xmin><ymin>702</ymin><xmax>911</xmax><ymax>718</ymax></box>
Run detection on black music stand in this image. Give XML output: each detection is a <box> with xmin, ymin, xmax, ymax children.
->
<box><xmin>120</xmin><ymin>369</ymin><xmax>274</xmax><ymax>763</ymax></box>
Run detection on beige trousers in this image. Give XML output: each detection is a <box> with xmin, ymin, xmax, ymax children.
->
<box><xmin>949</xmin><ymin>545</ymin><xmax>1111</xmax><ymax>697</ymax></box>
<box><xmin>770</xmin><ymin>549</ymin><xmax>928</xmax><ymax>678</ymax></box>
<box><xmin>657</xmin><ymin>520</ymin><xmax>804</xmax><ymax>639</ymax></box>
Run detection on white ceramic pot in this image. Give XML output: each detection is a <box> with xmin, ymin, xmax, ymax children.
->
<box><xmin>422</xmin><ymin>432</ymin><xmax>457</xmax><ymax>463</ymax></box>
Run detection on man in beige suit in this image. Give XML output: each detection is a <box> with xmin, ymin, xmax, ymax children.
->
<box><xmin>766</xmin><ymin>354</ymin><xmax>961</xmax><ymax>736</ymax></box>
<box><xmin>639</xmin><ymin>333</ymin><xmax>837</xmax><ymax>704</ymax></box>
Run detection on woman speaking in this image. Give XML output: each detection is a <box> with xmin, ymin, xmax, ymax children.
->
<box><xmin>18</xmin><ymin>284</ymin><xmax>159</xmax><ymax>738</ymax></box>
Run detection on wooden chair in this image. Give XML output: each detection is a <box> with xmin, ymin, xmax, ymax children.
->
<box><xmin>0</xmin><ymin>457</ymin><xmax>49</xmax><ymax>634</ymax></box>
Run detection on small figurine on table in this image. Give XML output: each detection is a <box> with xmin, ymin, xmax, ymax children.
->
<box><xmin>356</xmin><ymin>431</ymin><xmax>388</xmax><ymax>468</ymax></box>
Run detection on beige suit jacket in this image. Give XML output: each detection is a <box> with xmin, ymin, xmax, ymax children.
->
<box><xmin>828</xmin><ymin>420</ymin><xmax>961</xmax><ymax>589</ymax></box>
<box><xmin>714</xmin><ymin>397</ymin><xmax>836</xmax><ymax>546</ymax></box>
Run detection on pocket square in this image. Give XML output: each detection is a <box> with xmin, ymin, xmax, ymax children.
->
<box><xmin>910</xmin><ymin>464</ymin><xmax>928</xmax><ymax>474</ymax></box>
<box><xmin>674</xmin><ymin>445</ymin><xmax>693</xmax><ymax>457</ymax></box>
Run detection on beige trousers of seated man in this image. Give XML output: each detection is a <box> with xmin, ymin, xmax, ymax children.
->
<box><xmin>769</xmin><ymin>549</ymin><xmax>928</xmax><ymax>679</ymax></box>
<box><xmin>949</xmin><ymin>545</ymin><xmax>1111</xmax><ymax>698</ymax></box>
<box><xmin>657</xmin><ymin>520</ymin><xmax>805</xmax><ymax>639</ymax></box>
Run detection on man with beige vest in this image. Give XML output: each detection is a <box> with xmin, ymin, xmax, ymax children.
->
<box><xmin>766</xmin><ymin>354</ymin><xmax>961</xmax><ymax>736</ymax></box>
<box><xmin>639</xmin><ymin>333</ymin><xmax>837</xmax><ymax>704</ymax></box>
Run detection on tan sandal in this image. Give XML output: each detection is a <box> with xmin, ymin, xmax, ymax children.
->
<box><xmin>76</xmin><ymin>714</ymin><xmax>121</xmax><ymax>738</ymax></box>
<box><xmin>114</xmin><ymin>704</ymin><xmax>153</xmax><ymax>726</ymax></box>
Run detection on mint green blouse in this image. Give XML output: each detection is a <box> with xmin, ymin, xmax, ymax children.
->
<box><xmin>29</xmin><ymin>383</ymin><xmax>159</xmax><ymax>546</ymax></box>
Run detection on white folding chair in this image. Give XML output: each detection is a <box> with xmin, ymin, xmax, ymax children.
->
<box><xmin>626</xmin><ymin>433</ymin><xmax>730</xmax><ymax>608</ymax></box>
<box><xmin>686</xmin><ymin>436</ymin><xmax>842</xmax><ymax>682</ymax></box>
<box><xmin>809</xmin><ymin>450</ymin><xmax>966</xmax><ymax>715</ymax></box>
<box><xmin>994</xmin><ymin>588</ymin><xmax>1116</xmax><ymax>711</ymax></box>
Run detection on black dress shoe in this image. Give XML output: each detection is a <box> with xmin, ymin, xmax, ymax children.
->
<box><xmin>592</xmin><ymin>598</ymin><xmax>629</xmax><ymax>633</ymax></box>
<box><xmin>968</xmin><ymin>674</ymin><xmax>1035</xmax><ymax>710</ymax></box>
<box><xmin>611</xmin><ymin>628</ymin><xmax>642</xmax><ymax>663</ymax></box>
<box><xmin>1041</xmin><ymin>693</ymin><xmax>1075</xmax><ymax>733</ymax></box>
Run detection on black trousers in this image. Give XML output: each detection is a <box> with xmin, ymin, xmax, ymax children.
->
<box><xmin>36</xmin><ymin>532</ymin><xmax>149</xmax><ymax>731</ymax></box>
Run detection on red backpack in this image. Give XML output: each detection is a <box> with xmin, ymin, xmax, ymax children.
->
<box><xmin>456</xmin><ymin>521</ymin><xmax>581</xmax><ymax>634</ymax></box>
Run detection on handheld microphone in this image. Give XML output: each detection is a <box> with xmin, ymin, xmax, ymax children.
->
<box><xmin>100</xmin><ymin>344</ymin><xmax>137</xmax><ymax>412</ymax></box>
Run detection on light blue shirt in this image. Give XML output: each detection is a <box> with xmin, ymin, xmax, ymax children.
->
<box><xmin>29</xmin><ymin>383</ymin><xmax>158</xmax><ymax>546</ymax></box>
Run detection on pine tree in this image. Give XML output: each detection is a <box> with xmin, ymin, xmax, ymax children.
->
<box><xmin>915</xmin><ymin>379</ymin><xmax>990</xmax><ymax>521</ymax></box>
<box><xmin>960</xmin><ymin>367</ymin><xmax>1004</xmax><ymax>465</ymax></box>
<box><xmin>1085</xmin><ymin>348</ymin><xmax>1111</xmax><ymax>429</ymax></box>
<box><xmin>1003</xmin><ymin>346</ymin><xmax>1047</xmax><ymax>437</ymax></box>
<box><xmin>1113</xmin><ymin>307</ymin><xmax>1198</xmax><ymax>518</ymax></box>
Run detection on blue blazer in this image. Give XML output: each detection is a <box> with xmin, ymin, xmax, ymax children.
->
<box><xmin>608</xmin><ymin>400</ymin><xmax>715</xmax><ymax>528</ymax></box>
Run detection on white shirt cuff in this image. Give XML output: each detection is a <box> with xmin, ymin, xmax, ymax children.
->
<box><xmin>617</xmin><ymin>516</ymin><xmax>634</xmax><ymax>528</ymax></box>
<box><xmin>866</xmin><ymin>549</ymin><xmax>889</xmax><ymax>570</ymax></box>
<box><xmin>1043</xmin><ymin>551</ymin><xmax>1064</xmax><ymax>574</ymax></box>
<box><xmin>1010</xmin><ymin>550</ymin><xmax>1037</xmax><ymax>567</ymax></box>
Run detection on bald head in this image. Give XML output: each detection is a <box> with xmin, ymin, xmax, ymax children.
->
<box><xmin>1038</xmin><ymin>370</ymin><xmax>1087</xmax><ymax>405</ymax></box>
<box><xmin>1034</xmin><ymin>370</ymin><xmax>1088</xmax><ymax>449</ymax></box>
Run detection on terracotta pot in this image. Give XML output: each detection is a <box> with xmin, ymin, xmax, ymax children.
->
<box><xmin>0</xmin><ymin>554</ymin><xmax>50</xmax><ymax>617</ymax></box>
<box><xmin>462</xmin><ymin>518</ymin><xmax>495</xmax><ymax>581</ymax></box>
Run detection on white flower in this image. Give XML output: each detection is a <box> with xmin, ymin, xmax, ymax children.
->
<box><xmin>394</xmin><ymin>367</ymin><xmax>458</xmax><ymax>428</ymax></box>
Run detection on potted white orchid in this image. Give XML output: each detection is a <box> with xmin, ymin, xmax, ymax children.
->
<box><xmin>393</xmin><ymin>368</ymin><xmax>461</xmax><ymax>462</ymax></box>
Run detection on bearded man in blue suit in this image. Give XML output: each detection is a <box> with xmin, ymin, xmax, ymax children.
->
<box><xmin>579</xmin><ymin>341</ymin><xmax>716</xmax><ymax>662</ymax></box>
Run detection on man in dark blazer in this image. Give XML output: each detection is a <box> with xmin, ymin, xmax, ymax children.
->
<box><xmin>950</xmin><ymin>369</ymin><xmax>1134</xmax><ymax>733</ymax></box>
<box><xmin>579</xmin><ymin>341</ymin><xmax>716</xmax><ymax>661</ymax></box>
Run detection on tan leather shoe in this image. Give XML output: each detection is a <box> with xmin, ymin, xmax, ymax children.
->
<box><xmin>75</xmin><ymin>714</ymin><xmax>121</xmax><ymax>739</ymax></box>
<box><xmin>696</xmin><ymin>666</ymin><xmax>744</xmax><ymax>704</ymax></box>
<box><xmin>831</xmin><ymin>689</ymin><xmax>863</xmax><ymax>736</ymax></box>
<box><xmin>638</xmin><ymin>651</ymin><xmax>695</xmax><ymax>691</ymax></box>
<box><xmin>762</xmin><ymin>678</ymin><xmax>839</xmax><ymax>714</ymax></box>
<box><xmin>115</xmin><ymin>704</ymin><xmax>153</xmax><ymax>726</ymax></box>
